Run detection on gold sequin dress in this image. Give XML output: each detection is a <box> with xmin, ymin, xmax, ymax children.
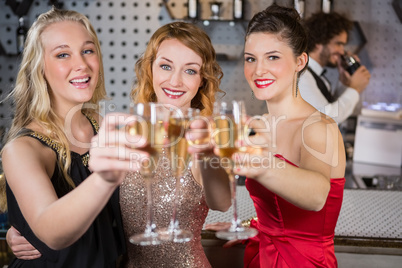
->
<box><xmin>120</xmin><ymin>156</ymin><xmax>211</xmax><ymax>268</ymax></box>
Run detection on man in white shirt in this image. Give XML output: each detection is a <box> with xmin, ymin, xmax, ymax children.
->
<box><xmin>299</xmin><ymin>12</ymin><xmax>371</xmax><ymax>123</ymax></box>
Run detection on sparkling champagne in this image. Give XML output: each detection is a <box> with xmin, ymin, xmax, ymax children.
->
<box><xmin>128</xmin><ymin>102</ymin><xmax>170</xmax><ymax>246</ymax></box>
<box><xmin>127</xmin><ymin>116</ymin><xmax>166</xmax><ymax>175</ymax></box>
<box><xmin>212</xmin><ymin>100</ymin><xmax>258</xmax><ymax>241</ymax></box>
<box><xmin>158</xmin><ymin>108</ymin><xmax>198</xmax><ymax>243</ymax></box>
<box><xmin>168</xmin><ymin>117</ymin><xmax>190</xmax><ymax>178</ymax></box>
<box><xmin>214</xmin><ymin>115</ymin><xmax>239</xmax><ymax>161</ymax></box>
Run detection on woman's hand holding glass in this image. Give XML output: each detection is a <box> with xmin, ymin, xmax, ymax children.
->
<box><xmin>186</xmin><ymin>114</ymin><xmax>215</xmax><ymax>159</ymax></box>
<box><xmin>89</xmin><ymin>113</ymin><xmax>149</xmax><ymax>185</ymax></box>
<box><xmin>210</xmin><ymin>100</ymin><xmax>258</xmax><ymax>240</ymax></box>
<box><xmin>232</xmin><ymin>116</ymin><xmax>272</xmax><ymax>181</ymax></box>
<box><xmin>127</xmin><ymin>103</ymin><xmax>167</xmax><ymax>246</ymax></box>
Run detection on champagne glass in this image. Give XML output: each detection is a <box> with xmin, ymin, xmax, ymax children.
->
<box><xmin>212</xmin><ymin>100</ymin><xmax>258</xmax><ymax>240</ymax></box>
<box><xmin>128</xmin><ymin>102</ymin><xmax>167</xmax><ymax>246</ymax></box>
<box><xmin>159</xmin><ymin>107</ymin><xmax>199</xmax><ymax>243</ymax></box>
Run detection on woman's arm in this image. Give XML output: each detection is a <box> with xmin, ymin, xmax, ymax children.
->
<box><xmin>234</xmin><ymin>114</ymin><xmax>344</xmax><ymax>211</ymax></box>
<box><xmin>192</xmin><ymin>156</ymin><xmax>232</xmax><ymax>211</ymax></box>
<box><xmin>187</xmin><ymin>118</ymin><xmax>231</xmax><ymax>212</ymax></box>
<box><xmin>3</xmin><ymin>113</ymin><xmax>147</xmax><ymax>250</ymax></box>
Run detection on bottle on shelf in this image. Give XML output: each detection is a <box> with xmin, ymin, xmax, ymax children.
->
<box><xmin>321</xmin><ymin>0</ymin><xmax>333</xmax><ymax>14</ymax></box>
<box><xmin>210</xmin><ymin>1</ymin><xmax>223</xmax><ymax>20</ymax></box>
<box><xmin>233</xmin><ymin>0</ymin><xmax>244</xmax><ymax>20</ymax></box>
<box><xmin>341</xmin><ymin>54</ymin><xmax>361</xmax><ymax>75</ymax></box>
<box><xmin>16</xmin><ymin>17</ymin><xmax>27</xmax><ymax>54</ymax></box>
<box><xmin>188</xmin><ymin>0</ymin><xmax>199</xmax><ymax>19</ymax></box>
<box><xmin>294</xmin><ymin>0</ymin><xmax>305</xmax><ymax>19</ymax></box>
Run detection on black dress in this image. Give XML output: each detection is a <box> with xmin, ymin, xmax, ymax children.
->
<box><xmin>6</xmin><ymin>115</ymin><xmax>126</xmax><ymax>267</ymax></box>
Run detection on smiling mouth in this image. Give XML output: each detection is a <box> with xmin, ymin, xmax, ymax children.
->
<box><xmin>255</xmin><ymin>80</ymin><xmax>273</xmax><ymax>86</ymax></box>
<box><xmin>254</xmin><ymin>79</ymin><xmax>274</xmax><ymax>88</ymax></box>
<box><xmin>70</xmin><ymin>77</ymin><xmax>90</xmax><ymax>85</ymax></box>
<box><xmin>163</xmin><ymin>88</ymin><xmax>184</xmax><ymax>96</ymax></box>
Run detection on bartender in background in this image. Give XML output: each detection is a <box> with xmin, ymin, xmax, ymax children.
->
<box><xmin>299</xmin><ymin>12</ymin><xmax>371</xmax><ymax>123</ymax></box>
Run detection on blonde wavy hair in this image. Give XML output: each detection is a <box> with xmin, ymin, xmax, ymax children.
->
<box><xmin>0</xmin><ymin>8</ymin><xmax>106</xmax><ymax>212</ymax></box>
<box><xmin>130</xmin><ymin>21</ymin><xmax>224</xmax><ymax>116</ymax></box>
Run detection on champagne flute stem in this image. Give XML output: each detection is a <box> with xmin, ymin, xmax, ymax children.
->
<box><xmin>168</xmin><ymin>175</ymin><xmax>181</xmax><ymax>232</ymax></box>
<box><xmin>168</xmin><ymin>159</ymin><xmax>192</xmax><ymax>233</ymax></box>
<box><xmin>229</xmin><ymin>171</ymin><xmax>242</xmax><ymax>231</ymax></box>
<box><xmin>144</xmin><ymin>174</ymin><xmax>157</xmax><ymax>235</ymax></box>
<box><xmin>164</xmin><ymin>171</ymin><xmax>193</xmax><ymax>243</ymax></box>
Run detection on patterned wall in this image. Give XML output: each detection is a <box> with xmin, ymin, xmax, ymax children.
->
<box><xmin>0</xmin><ymin>0</ymin><xmax>401</xmax><ymax>143</ymax></box>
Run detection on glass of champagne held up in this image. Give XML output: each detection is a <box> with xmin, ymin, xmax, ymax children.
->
<box><xmin>159</xmin><ymin>107</ymin><xmax>200</xmax><ymax>243</ymax></box>
<box><xmin>128</xmin><ymin>102</ymin><xmax>167</xmax><ymax>246</ymax></box>
<box><xmin>212</xmin><ymin>100</ymin><xmax>258</xmax><ymax>240</ymax></box>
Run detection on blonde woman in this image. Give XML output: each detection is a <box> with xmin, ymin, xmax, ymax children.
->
<box><xmin>1</xmin><ymin>8</ymin><xmax>144</xmax><ymax>267</ymax></box>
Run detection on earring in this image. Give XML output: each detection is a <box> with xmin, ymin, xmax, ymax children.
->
<box><xmin>251</xmin><ymin>90</ymin><xmax>255</xmax><ymax>99</ymax></box>
<box><xmin>292</xmin><ymin>73</ymin><xmax>298</xmax><ymax>98</ymax></box>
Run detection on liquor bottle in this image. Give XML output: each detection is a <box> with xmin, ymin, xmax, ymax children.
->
<box><xmin>16</xmin><ymin>17</ymin><xmax>27</xmax><ymax>54</ymax></box>
<box><xmin>294</xmin><ymin>0</ymin><xmax>305</xmax><ymax>19</ymax></box>
<box><xmin>341</xmin><ymin>54</ymin><xmax>361</xmax><ymax>75</ymax></box>
<box><xmin>233</xmin><ymin>0</ymin><xmax>244</xmax><ymax>20</ymax></box>
<box><xmin>321</xmin><ymin>0</ymin><xmax>333</xmax><ymax>13</ymax></box>
<box><xmin>188</xmin><ymin>0</ymin><xmax>199</xmax><ymax>19</ymax></box>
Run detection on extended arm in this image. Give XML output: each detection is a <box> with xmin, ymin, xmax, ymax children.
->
<box><xmin>3</xmin><ymin>113</ymin><xmax>147</xmax><ymax>250</ymax></box>
<box><xmin>187</xmin><ymin>119</ymin><xmax>231</xmax><ymax>212</ymax></box>
<box><xmin>234</xmin><ymin>114</ymin><xmax>344</xmax><ymax>211</ymax></box>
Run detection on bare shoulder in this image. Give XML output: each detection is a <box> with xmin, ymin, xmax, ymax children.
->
<box><xmin>2</xmin><ymin>136</ymin><xmax>54</xmax><ymax>163</ymax></box>
<box><xmin>299</xmin><ymin>111</ymin><xmax>345</xmax><ymax>172</ymax></box>
<box><xmin>2</xmin><ymin>135</ymin><xmax>55</xmax><ymax>175</ymax></box>
<box><xmin>301</xmin><ymin>111</ymin><xmax>339</xmax><ymax>141</ymax></box>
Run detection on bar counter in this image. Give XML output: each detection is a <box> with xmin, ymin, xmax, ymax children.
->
<box><xmin>1</xmin><ymin>162</ymin><xmax>401</xmax><ymax>267</ymax></box>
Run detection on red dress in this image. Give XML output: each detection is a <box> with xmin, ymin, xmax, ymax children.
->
<box><xmin>244</xmin><ymin>154</ymin><xmax>345</xmax><ymax>268</ymax></box>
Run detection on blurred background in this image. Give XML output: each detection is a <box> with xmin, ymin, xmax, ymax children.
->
<box><xmin>0</xmin><ymin>0</ymin><xmax>401</xmax><ymax>125</ymax></box>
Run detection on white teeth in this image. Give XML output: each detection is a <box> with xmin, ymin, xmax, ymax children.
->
<box><xmin>70</xmin><ymin>77</ymin><xmax>89</xmax><ymax>83</ymax></box>
<box><xmin>256</xmin><ymin>80</ymin><xmax>273</xmax><ymax>85</ymax></box>
<box><xmin>163</xmin><ymin>88</ymin><xmax>184</xmax><ymax>96</ymax></box>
